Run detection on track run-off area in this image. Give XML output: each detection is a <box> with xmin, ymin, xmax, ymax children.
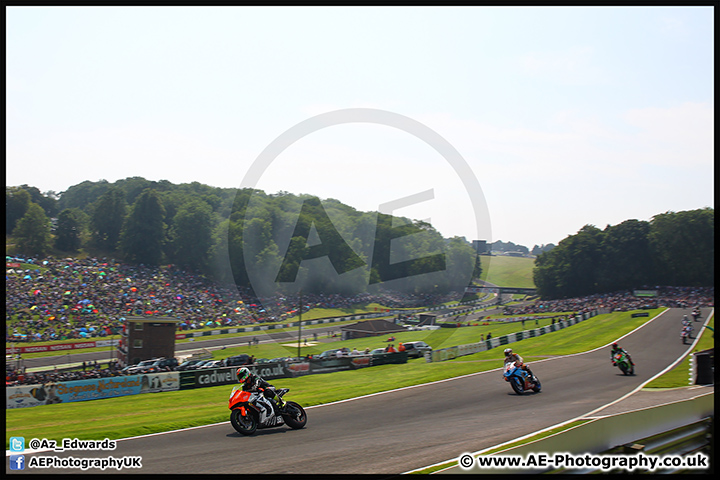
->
<box><xmin>6</xmin><ymin>307</ymin><xmax>714</xmax><ymax>474</ymax></box>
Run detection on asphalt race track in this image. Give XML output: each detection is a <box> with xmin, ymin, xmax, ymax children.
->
<box><xmin>8</xmin><ymin>308</ymin><xmax>713</xmax><ymax>474</ymax></box>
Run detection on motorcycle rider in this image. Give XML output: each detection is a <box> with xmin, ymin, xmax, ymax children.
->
<box><xmin>503</xmin><ymin>348</ymin><xmax>536</xmax><ymax>382</ymax></box>
<box><xmin>236</xmin><ymin>367</ymin><xmax>286</xmax><ymax>415</ymax></box>
<box><xmin>610</xmin><ymin>342</ymin><xmax>634</xmax><ymax>366</ymax></box>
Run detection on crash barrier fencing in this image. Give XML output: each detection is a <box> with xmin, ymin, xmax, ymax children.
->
<box><xmin>6</xmin><ymin>339</ymin><xmax>119</xmax><ymax>355</ymax></box>
<box><xmin>427</xmin><ymin>310</ymin><xmax>601</xmax><ymax>362</ymax></box>
<box><xmin>175</xmin><ymin>313</ymin><xmax>396</xmax><ymax>339</ymax></box>
<box><xmin>176</xmin><ymin>296</ymin><xmax>495</xmax><ymax>339</ymax></box>
<box><xmin>556</xmin><ymin>416</ymin><xmax>713</xmax><ymax>474</ymax></box>
<box><xmin>449</xmin><ymin>391</ymin><xmax>714</xmax><ymax>474</ymax></box>
<box><xmin>6</xmin><ymin>353</ymin><xmax>408</xmax><ymax>409</ymax></box>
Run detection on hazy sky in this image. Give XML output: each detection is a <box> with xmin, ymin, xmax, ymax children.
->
<box><xmin>6</xmin><ymin>6</ymin><xmax>714</xmax><ymax>249</ymax></box>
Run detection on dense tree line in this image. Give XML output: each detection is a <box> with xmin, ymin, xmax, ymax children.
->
<box><xmin>6</xmin><ymin>178</ymin><xmax>479</xmax><ymax>297</ymax></box>
<box><xmin>531</xmin><ymin>243</ymin><xmax>555</xmax><ymax>256</ymax></box>
<box><xmin>490</xmin><ymin>239</ymin><xmax>529</xmax><ymax>255</ymax></box>
<box><xmin>533</xmin><ymin>208</ymin><xmax>714</xmax><ymax>299</ymax></box>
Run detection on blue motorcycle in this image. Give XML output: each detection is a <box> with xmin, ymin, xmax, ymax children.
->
<box><xmin>503</xmin><ymin>362</ymin><xmax>541</xmax><ymax>395</ymax></box>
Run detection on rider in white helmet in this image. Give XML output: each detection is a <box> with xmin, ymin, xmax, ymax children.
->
<box><xmin>504</xmin><ymin>348</ymin><xmax>536</xmax><ymax>381</ymax></box>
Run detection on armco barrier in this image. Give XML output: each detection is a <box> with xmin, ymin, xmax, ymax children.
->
<box><xmin>173</xmin><ymin>296</ymin><xmax>494</xmax><ymax>340</ymax></box>
<box><xmin>452</xmin><ymin>391</ymin><xmax>714</xmax><ymax>474</ymax></box>
<box><xmin>429</xmin><ymin>311</ymin><xmax>598</xmax><ymax>362</ymax></box>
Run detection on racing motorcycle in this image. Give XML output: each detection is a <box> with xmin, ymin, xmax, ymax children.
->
<box><xmin>228</xmin><ymin>386</ymin><xmax>306</xmax><ymax>436</ymax></box>
<box><xmin>613</xmin><ymin>351</ymin><xmax>634</xmax><ymax>375</ymax></box>
<box><xmin>503</xmin><ymin>362</ymin><xmax>541</xmax><ymax>395</ymax></box>
<box><xmin>681</xmin><ymin>328</ymin><xmax>690</xmax><ymax>344</ymax></box>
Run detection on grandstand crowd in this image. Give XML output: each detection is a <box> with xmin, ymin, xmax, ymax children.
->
<box><xmin>6</xmin><ymin>256</ymin><xmax>462</xmax><ymax>344</ymax></box>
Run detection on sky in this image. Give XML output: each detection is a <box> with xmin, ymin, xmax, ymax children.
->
<box><xmin>6</xmin><ymin>6</ymin><xmax>714</xmax><ymax>249</ymax></box>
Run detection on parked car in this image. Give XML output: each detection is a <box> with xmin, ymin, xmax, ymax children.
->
<box><xmin>148</xmin><ymin>357</ymin><xmax>178</xmax><ymax>372</ymax></box>
<box><xmin>175</xmin><ymin>359</ymin><xmax>204</xmax><ymax>371</ymax></box>
<box><xmin>223</xmin><ymin>354</ymin><xmax>253</xmax><ymax>367</ymax></box>
<box><xmin>198</xmin><ymin>360</ymin><xmax>223</xmax><ymax>369</ymax></box>
<box><xmin>132</xmin><ymin>357</ymin><xmax>179</xmax><ymax>374</ymax></box>
<box><xmin>187</xmin><ymin>360</ymin><xmax>211</xmax><ymax>370</ymax></box>
<box><xmin>369</xmin><ymin>348</ymin><xmax>387</xmax><ymax>356</ymax></box>
<box><xmin>122</xmin><ymin>359</ymin><xmax>159</xmax><ymax>375</ymax></box>
<box><xmin>316</xmin><ymin>347</ymin><xmax>350</xmax><ymax>360</ymax></box>
<box><xmin>401</xmin><ymin>341</ymin><xmax>432</xmax><ymax>358</ymax></box>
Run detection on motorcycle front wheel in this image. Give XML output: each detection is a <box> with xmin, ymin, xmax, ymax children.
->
<box><xmin>230</xmin><ymin>408</ymin><xmax>257</xmax><ymax>435</ymax></box>
<box><xmin>510</xmin><ymin>376</ymin><xmax>524</xmax><ymax>395</ymax></box>
<box><xmin>281</xmin><ymin>401</ymin><xmax>307</xmax><ymax>430</ymax></box>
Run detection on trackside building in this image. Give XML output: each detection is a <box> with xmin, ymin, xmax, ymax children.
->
<box><xmin>117</xmin><ymin>316</ymin><xmax>181</xmax><ymax>366</ymax></box>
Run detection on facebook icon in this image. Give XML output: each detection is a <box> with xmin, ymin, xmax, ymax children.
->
<box><xmin>10</xmin><ymin>455</ymin><xmax>25</xmax><ymax>470</ymax></box>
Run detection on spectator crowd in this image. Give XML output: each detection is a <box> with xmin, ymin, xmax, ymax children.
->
<box><xmin>6</xmin><ymin>256</ymin><xmax>463</xmax><ymax>345</ymax></box>
<box><xmin>503</xmin><ymin>286</ymin><xmax>714</xmax><ymax>317</ymax></box>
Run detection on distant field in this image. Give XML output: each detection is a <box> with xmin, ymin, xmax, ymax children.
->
<box><xmin>480</xmin><ymin>255</ymin><xmax>536</xmax><ymax>288</ymax></box>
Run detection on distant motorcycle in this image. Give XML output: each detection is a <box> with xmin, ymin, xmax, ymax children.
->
<box><xmin>228</xmin><ymin>386</ymin><xmax>307</xmax><ymax>436</ymax></box>
<box><xmin>503</xmin><ymin>363</ymin><xmax>541</xmax><ymax>395</ymax></box>
<box><xmin>681</xmin><ymin>328</ymin><xmax>691</xmax><ymax>344</ymax></box>
<box><xmin>613</xmin><ymin>351</ymin><xmax>634</xmax><ymax>376</ymax></box>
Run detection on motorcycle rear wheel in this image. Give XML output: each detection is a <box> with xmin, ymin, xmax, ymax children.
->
<box><xmin>532</xmin><ymin>377</ymin><xmax>541</xmax><ymax>393</ymax></box>
<box><xmin>281</xmin><ymin>401</ymin><xmax>307</xmax><ymax>429</ymax></box>
<box><xmin>230</xmin><ymin>408</ymin><xmax>257</xmax><ymax>435</ymax></box>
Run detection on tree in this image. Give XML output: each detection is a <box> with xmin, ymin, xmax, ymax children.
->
<box><xmin>119</xmin><ymin>189</ymin><xmax>166</xmax><ymax>265</ymax></box>
<box><xmin>531</xmin><ymin>244</ymin><xmax>555</xmax><ymax>256</ymax></box>
<box><xmin>54</xmin><ymin>209</ymin><xmax>82</xmax><ymax>252</ymax></box>
<box><xmin>91</xmin><ymin>187</ymin><xmax>127</xmax><ymax>252</ymax></box>
<box><xmin>649</xmin><ymin>208</ymin><xmax>714</xmax><ymax>286</ymax></box>
<box><xmin>56</xmin><ymin>179</ymin><xmax>110</xmax><ymax>211</ymax></box>
<box><xmin>533</xmin><ymin>225</ymin><xmax>604</xmax><ymax>299</ymax></box>
<box><xmin>16</xmin><ymin>184</ymin><xmax>58</xmax><ymax>218</ymax></box>
<box><xmin>597</xmin><ymin>220</ymin><xmax>653</xmax><ymax>292</ymax></box>
<box><xmin>12</xmin><ymin>203</ymin><xmax>52</xmax><ymax>256</ymax></box>
<box><xmin>6</xmin><ymin>187</ymin><xmax>32</xmax><ymax>234</ymax></box>
<box><xmin>275</xmin><ymin>196</ymin><xmax>365</xmax><ymax>283</ymax></box>
<box><xmin>168</xmin><ymin>198</ymin><xmax>213</xmax><ymax>270</ymax></box>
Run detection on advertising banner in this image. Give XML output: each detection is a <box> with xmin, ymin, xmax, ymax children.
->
<box><xmin>6</xmin><ymin>341</ymin><xmax>99</xmax><ymax>355</ymax></box>
<box><xmin>368</xmin><ymin>351</ymin><xmax>408</xmax><ymax>366</ymax></box>
<box><xmin>6</xmin><ymin>376</ymin><xmax>142</xmax><ymax>409</ymax></box>
<box><xmin>6</xmin><ymin>385</ymin><xmax>45</xmax><ymax>409</ymax></box>
<box><xmin>185</xmin><ymin>364</ymin><xmax>289</xmax><ymax>389</ymax></box>
<box><xmin>284</xmin><ymin>362</ymin><xmax>311</xmax><ymax>377</ymax></box>
<box><xmin>192</xmin><ymin>367</ymin><xmax>237</xmax><ymax>388</ymax></box>
<box><xmin>430</xmin><ymin>347</ymin><xmax>459</xmax><ymax>362</ymax></box>
<box><xmin>348</xmin><ymin>356</ymin><xmax>371</xmax><ymax>369</ymax></box>
<box><xmin>138</xmin><ymin>371</ymin><xmax>180</xmax><ymax>393</ymax></box>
